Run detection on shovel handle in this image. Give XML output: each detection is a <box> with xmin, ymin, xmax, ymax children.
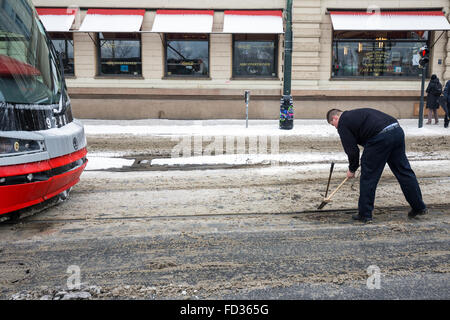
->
<box><xmin>324</xmin><ymin>162</ymin><xmax>335</xmax><ymax>198</ymax></box>
<box><xmin>324</xmin><ymin>176</ymin><xmax>349</xmax><ymax>201</ymax></box>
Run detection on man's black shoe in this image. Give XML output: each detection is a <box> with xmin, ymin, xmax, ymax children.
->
<box><xmin>408</xmin><ymin>208</ymin><xmax>429</xmax><ymax>218</ymax></box>
<box><xmin>352</xmin><ymin>214</ymin><xmax>373</xmax><ymax>223</ymax></box>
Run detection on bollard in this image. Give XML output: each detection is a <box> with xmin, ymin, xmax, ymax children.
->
<box><xmin>244</xmin><ymin>90</ymin><xmax>250</xmax><ymax>128</ymax></box>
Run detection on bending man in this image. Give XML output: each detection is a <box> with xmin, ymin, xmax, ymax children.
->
<box><xmin>326</xmin><ymin>108</ymin><xmax>427</xmax><ymax>223</ymax></box>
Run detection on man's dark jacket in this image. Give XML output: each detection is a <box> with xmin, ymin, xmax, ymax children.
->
<box><xmin>426</xmin><ymin>77</ymin><xmax>442</xmax><ymax>109</ymax></box>
<box><xmin>337</xmin><ymin>108</ymin><xmax>397</xmax><ymax>173</ymax></box>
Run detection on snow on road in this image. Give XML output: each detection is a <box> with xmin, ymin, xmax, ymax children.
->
<box><xmin>82</xmin><ymin>119</ymin><xmax>450</xmax><ymax>138</ymax></box>
<box><xmin>82</xmin><ymin>118</ymin><xmax>450</xmax><ymax>170</ymax></box>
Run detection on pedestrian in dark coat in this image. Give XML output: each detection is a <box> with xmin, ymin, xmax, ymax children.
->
<box><xmin>425</xmin><ymin>74</ymin><xmax>442</xmax><ymax>125</ymax></box>
<box><xmin>326</xmin><ymin>108</ymin><xmax>428</xmax><ymax>223</ymax></box>
<box><xmin>441</xmin><ymin>80</ymin><xmax>450</xmax><ymax>128</ymax></box>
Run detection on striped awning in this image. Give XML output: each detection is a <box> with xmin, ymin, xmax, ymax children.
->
<box><xmin>79</xmin><ymin>9</ymin><xmax>145</xmax><ymax>32</ymax></box>
<box><xmin>36</xmin><ymin>8</ymin><xmax>78</xmax><ymax>32</ymax></box>
<box><xmin>329</xmin><ymin>10</ymin><xmax>450</xmax><ymax>31</ymax></box>
<box><xmin>151</xmin><ymin>10</ymin><xmax>214</xmax><ymax>33</ymax></box>
<box><xmin>223</xmin><ymin>10</ymin><xmax>284</xmax><ymax>34</ymax></box>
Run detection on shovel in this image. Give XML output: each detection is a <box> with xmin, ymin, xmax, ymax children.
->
<box><xmin>324</xmin><ymin>162</ymin><xmax>335</xmax><ymax>199</ymax></box>
<box><xmin>317</xmin><ymin>176</ymin><xmax>349</xmax><ymax>210</ymax></box>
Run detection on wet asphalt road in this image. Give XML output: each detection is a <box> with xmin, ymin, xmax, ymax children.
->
<box><xmin>1</xmin><ymin>206</ymin><xmax>449</xmax><ymax>300</ymax></box>
<box><xmin>1</xmin><ymin>132</ymin><xmax>449</xmax><ymax>301</ymax></box>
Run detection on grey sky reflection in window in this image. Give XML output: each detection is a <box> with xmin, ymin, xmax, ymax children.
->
<box><xmin>98</xmin><ymin>33</ymin><xmax>141</xmax><ymax>76</ymax></box>
<box><xmin>332</xmin><ymin>31</ymin><xmax>429</xmax><ymax>78</ymax></box>
<box><xmin>233</xmin><ymin>34</ymin><xmax>277</xmax><ymax>78</ymax></box>
<box><xmin>166</xmin><ymin>34</ymin><xmax>209</xmax><ymax>77</ymax></box>
<box><xmin>49</xmin><ymin>33</ymin><xmax>74</xmax><ymax>75</ymax></box>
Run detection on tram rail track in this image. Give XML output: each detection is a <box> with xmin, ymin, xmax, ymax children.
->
<box><xmin>71</xmin><ymin>173</ymin><xmax>450</xmax><ymax>195</ymax></box>
<box><xmin>3</xmin><ymin>203</ymin><xmax>449</xmax><ymax>225</ymax></box>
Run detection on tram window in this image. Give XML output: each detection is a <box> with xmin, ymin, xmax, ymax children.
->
<box><xmin>165</xmin><ymin>34</ymin><xmax>209</xmax><ymax>77</ymax></box>
<box><xmin>0</xmin><ymin>6</ymin><xmax>63</xmax><ymax>105</ymax></box>
<box><xmin>232</xmin><ymin>34</ymin><xmax>278</xmax><ymax>78</ymax></box>
<box><xmin>48</xmin><ymin>32</ymin><xmax>74</xmax><ymax>76</ymax></box>
<box><xmin>97</xmin><ymin>33</ymin><xmax>142</xmax><ymax>76</ymax></box>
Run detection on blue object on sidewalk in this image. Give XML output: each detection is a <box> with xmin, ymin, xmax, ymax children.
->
<box><xmin>279</xmin><ymin>95</ymin><xmax>294</xmax><ymax>130</ymax></box>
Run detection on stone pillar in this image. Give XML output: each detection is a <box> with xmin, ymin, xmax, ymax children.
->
<box><xmin>291</xmin><ymin>0</ymin><xmax>321</xmax><ymax>87</ymax></box>
<box><xmin>443</xmin><ymin>30</ymin><xmax>450</xmax><ymax>83</ymax></box>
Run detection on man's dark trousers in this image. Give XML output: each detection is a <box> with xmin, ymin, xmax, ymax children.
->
<box><xmin>359</xmin><ymin>125</ymin><xmax>426</xmax><ymax>218</ymax></box>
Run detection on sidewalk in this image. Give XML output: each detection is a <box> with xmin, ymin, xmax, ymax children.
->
<box><xmin>81</xmin><ymin>118</ymin><xmax>450</xmax><ymax>171</ymax></box>
<box><xmin>81</xmin><ymin>118</ymin><xmax>450</xmax><ymax>138</ymax></box>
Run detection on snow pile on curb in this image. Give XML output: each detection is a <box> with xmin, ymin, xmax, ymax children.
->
<box><xmin>81</xmin><ymin>119</ymin><xmax>450</xmax><ymax>138</ymax></box>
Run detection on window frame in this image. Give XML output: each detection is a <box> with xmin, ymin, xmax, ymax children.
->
<box><xmin>163</xmin><ymin>33</ymin><xmax>210</xmax><ymax>79</ymax></box>
<box><xmin>48</xmin><ymin>32</ymin><xmax>75</xmax><ymax>77</ymax></box>
<box><xmin>330</xmin><ymin>30</ymin><xmax>431</xmax><ymax>80</ymax></box>
<box><xmin>96</xmin><ymin>32</ymin><xmax>143</xmax><ymax>77</ymax></box>
<box><xmin>232</xmin><ymin>34</ymin><xmax>279</xmax><ymax>79</ymax></box>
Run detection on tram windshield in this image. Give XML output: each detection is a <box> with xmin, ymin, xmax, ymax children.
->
<box><xmin>0</xmin><ymin>0</ymin><xmax>64</xmax><ymax>105</ymax></box>
<box><xmin>0</xmin><ymin>0</ymin><xmax>72</xmax><ymax>131</ymax></box>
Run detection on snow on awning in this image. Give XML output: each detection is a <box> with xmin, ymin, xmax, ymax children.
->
<box><xmin>151</xmin><ymin>10</ymin><xmax>214</xmax><ymax>33</ymax></box>
<box><xmin>329</xmin><ymin>11</ymin><xmax>450</xmax><ymax>31</ymax></box>
<box><xmin>36</xmin><ymin>8</ymin><xmax>77</xmax><ymax>32</ymax></box>
<box><xmin>79</xmin><ymin>9</ymin><xmax>145</xmax><ymax>32</ymax></box>
<box><xmin>223</xmin><ymin>10</ymin><xmax>284</xmax><ymax>34</ymax></box>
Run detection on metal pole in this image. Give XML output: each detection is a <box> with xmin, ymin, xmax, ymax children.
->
<box><xmin>418</xmin><ymin>67</ymin><xmax>426</xmax><ymax>128</ymax></box>
<box><xmin>246</xmin><ymin>101</ymin><xmax>249</xmax><ymax>128</ymax></box>
<box><xmin>244</xmin><ymin>90</ymin><xmax>250</xmax><ymax>128</ymax></box>
<box><xmin>279</xmin><ymin>0</ymin><xmax>294</xmax><ymax>130</ymax></box>
<box><xmin>283</xmin><ymin>0</ymin><xmax>292</xmax><ymax>96</ymax></box>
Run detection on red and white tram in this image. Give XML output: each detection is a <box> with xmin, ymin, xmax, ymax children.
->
<box><xmin>0</xmin><ymin>0</ymin><xmax>87</xmax><ymax>216</ymax></box>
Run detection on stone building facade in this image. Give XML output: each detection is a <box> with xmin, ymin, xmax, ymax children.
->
<box><xmin>32</xmin><ymin>0</ymin><xmax>450</xmax><ymax>119</ymax></box>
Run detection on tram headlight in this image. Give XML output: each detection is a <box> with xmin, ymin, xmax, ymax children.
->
<box><xmin>0</xmin><ymin>137</ymin><xmax>45</xmax><ymax>155</ymax></box>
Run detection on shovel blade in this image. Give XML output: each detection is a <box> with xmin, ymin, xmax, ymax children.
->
<box><xmin>317</xmin><ymin>200</ymin><xmax>330</xmax><ymax>210</ymax></box>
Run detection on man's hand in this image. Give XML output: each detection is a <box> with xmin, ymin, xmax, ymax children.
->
<box><xmin>347</xmin><ymin>170</ymin><xmax>356</xmax><ymax>179</ymax></box>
